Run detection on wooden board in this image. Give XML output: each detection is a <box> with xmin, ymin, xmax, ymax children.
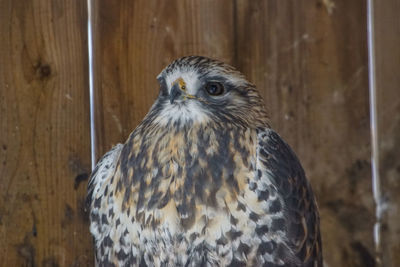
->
<box><xmin>235</xmin><ymin>1</ymin><xmax>375</xmax><ymax>266</ymax></box>
<box><xmin>92</xmin><ymin>0</ymin><xmax>236</xmax><ymax>159</ymax></box>
<box><xmin>0</xmin><ymin>0</ymin><xmax>92</xmax><ymax>265</ymax></box>
<box><xmin>374</xmin><ymin>0</ymin><xmax>400</xmax><ymax>266</ymax></box>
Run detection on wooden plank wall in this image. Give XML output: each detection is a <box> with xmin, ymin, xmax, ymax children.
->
<box><xmin>0</xmin><ymin>0</ymin><xmax>398</xmax><ymax>266</ymax></box>
<box><xmin>0</xmin><ymin>0</ymin><xmax>93</xmax><ymax>265</ymax></box>
<box><xmin>374</xmin><ymin>0</ymin><xmax>400</xmax><ymax>266</ymax></box>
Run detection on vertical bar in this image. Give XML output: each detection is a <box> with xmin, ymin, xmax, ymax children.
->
<box><xmin>367</xmin><ymin>0</ymin><xmax>382</xmax><ymax>264</ymax></box>
<box><xmin>87</xmin><ymin>0</ymin><xmax>96</xmax><ymax>170</ymax></box>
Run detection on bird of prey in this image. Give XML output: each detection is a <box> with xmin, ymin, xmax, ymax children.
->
<box><xmin>87</xmin><ymin>56</ymin><xmax>322</xmax><ymax>267</ymax></box>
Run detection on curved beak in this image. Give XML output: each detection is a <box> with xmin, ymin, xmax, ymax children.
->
<box><xmin>170</xmin><ymin>83</ymin><xmax>182</xmax><ymax>104</ymax></box>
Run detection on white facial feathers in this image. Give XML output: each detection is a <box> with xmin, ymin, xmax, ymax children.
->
<box><xmin>163</xmin><ymin>68</ymin><xmax>200</xmax><ymax>96</ymax></box>
<box><xmin>155</xmin><ymin>67</ymin><xmax>211</xmax><ymax>126</ymax></box>
<box><xmin>154</xmin><ymin>99</ymin><xmax>210</xmax><ymax>126</ymax></box>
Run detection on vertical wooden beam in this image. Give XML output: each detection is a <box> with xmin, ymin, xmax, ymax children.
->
<box><xmin>373</xmin><ymin>0</ymin><xmax>400</xmax><ymax>266</ymax></box>
<box><xmin>235</xmin><ymin>1</ymin><xmax>375</xmax><ymax>266</ymax></box>
<box><xmin>0</xmin><ymin>0</ymin><xmax>92</xmax><ymax>265</ymax></box>
<box><xmin>92</xmin><ymin>0</ymin><xmax>236</xmax><ymax>159</ymax></box>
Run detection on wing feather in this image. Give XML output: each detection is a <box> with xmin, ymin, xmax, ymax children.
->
<box><xmin>257</xmin><ymin>128</ymin><xmax>322</xmax><ymax>266</ymax></box>
<box><xmin>86</xmin><ymin>144</ymin><xmax>123</xmax><ymax>214</ymax></box>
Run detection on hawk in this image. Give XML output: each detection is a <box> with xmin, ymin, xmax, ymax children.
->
<box><xmin>87</xmin><ymin>56</ymin><xmax>322</xmax><ymax>266</ymax></box>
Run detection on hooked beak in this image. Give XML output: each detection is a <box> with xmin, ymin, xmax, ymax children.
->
<box><xmin>170</xmin><ymin>83</ymin><xmax>182</xmax><ymax>104</ymax></box>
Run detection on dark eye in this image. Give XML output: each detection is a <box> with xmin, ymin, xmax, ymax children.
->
<box><xmin>205</xmin><ymin>82</ymin><xmax>224</xmax><ymax>96</ymax></box>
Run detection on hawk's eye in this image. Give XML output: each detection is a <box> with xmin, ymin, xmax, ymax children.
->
<box><xmin>205</xmin><ymin>82</ymin><xmax>224</xmax><ymax>96</ymax></box>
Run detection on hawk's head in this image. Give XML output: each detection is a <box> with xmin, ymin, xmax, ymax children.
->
<box><xmin>152</xmin><ymin>56</ymin><xmax>268</xmax><ymax>128</ymax></box>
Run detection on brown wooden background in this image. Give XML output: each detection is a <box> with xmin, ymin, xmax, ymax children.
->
<box><xmin>0</xmin><ymin>0</ymin><xmax>398</xmax><ymax>266</ymax></box>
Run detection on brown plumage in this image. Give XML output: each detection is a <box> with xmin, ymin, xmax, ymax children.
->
<box><xmin>87</xmin><ymin>56</ymin><xmax>322</xmax><ymax>266</ymax></box>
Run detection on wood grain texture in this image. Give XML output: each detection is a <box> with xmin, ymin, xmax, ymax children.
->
<box><xmin>92</xmin><ymin>0</ymin><xmax>236</xmax><ymax>159</ymax></box>
<box><xmin>235</xmin><ymin>1</ymin><xmax>375</xmax><ymax>266</ymax></box>
<box><xmin>374</xmin><ymin>0</ymin><xmax>400</xmax><ymax>266</ymax></box>
<box><xmin>0</xmin><ymin>0</ymin><xmax>92</xmax><ymax>265</ymax></box>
